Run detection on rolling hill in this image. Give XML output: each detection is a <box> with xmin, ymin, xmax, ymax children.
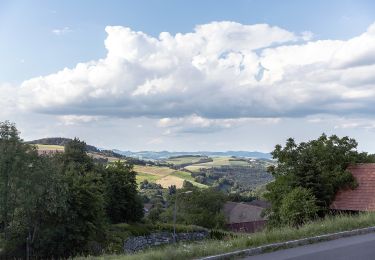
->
<box><xmin>113</xmin><ymin>150</ymin><xmax>271</xmax><ymax>160</ymax></box>
<box><xmin>28</xmin><ymin>137</ymin><xmax>273</xmax><ymax>191</ymax></box>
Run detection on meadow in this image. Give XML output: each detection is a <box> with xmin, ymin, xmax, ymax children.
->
<box><xmin>134</xmin><ymin>165</ymin><xmax>207</xmax><ymax>188</ymax></box>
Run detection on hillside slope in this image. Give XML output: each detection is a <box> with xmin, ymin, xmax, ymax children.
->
<box><xmin>28</xmin><ymin>137</ymin><xmax>100</xmax><ymax>152</ymax></box>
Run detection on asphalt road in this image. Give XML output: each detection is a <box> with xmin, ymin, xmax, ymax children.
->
<box><xmin>242</xmin><ymin>232</ymin><xmax>375</xmax><ymax>260</ymax></box>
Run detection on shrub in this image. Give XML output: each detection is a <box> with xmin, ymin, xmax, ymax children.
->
<box><xmin>280</xmin><ymin>187</ymin><xmax>319</xmax><ymax>227</ymax></box>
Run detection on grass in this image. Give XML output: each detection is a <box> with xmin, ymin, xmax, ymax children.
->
<box><xmin>35</xmin><ymin>144</ymin><xmax>64</xmax><ymax>150</ymax></box>
<box><xmin>136</xmin><ymin>172</ymin><xmax>162</xmax><ymax>184</ymax></box>
<box><xmin>102</xmin><ymin>223</ymin><xmax>207</xmax><ymax>255</ymax></box>
<box><xmin>170</xmin><ymin>171</ymin><xmax>208</xmax><ymax>188</ymax></box>
<box><xmin>78</xmin><ymin>212</ymin><xmax>375</xmax><ymax>260</ymax></box>
<box><xmin>165</xmin><ymin>156</ymin><xmax>206</xmax><ymax>165</ymax></box>
<box><xmin>134</xmin><ymin>166</ymin><xmax>175</xmax><ymax>176</ymax></box>
<box><xmin>156</xmin><ymin>175</ymin><xmax>185</xmax><ymax>188</ymax></box>
<box><xmin>185</xmin><ymin>157</ymin><xmax>251</xmax><ymax>171</ymax></box>
<box><xmin>134</xmin><ymin>166</ymin><xmax>207</xmax><ymax>188</ymax></box>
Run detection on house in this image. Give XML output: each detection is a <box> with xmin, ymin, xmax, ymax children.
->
<box><xmin>223</xmin><ymin>201</ymin><xmax>268</xmax><ymax>233</ymax></box>
<box><xmin>330</xmin><ymin>164</ymin><xmax>375</xmax><ymax>211</ymax></box>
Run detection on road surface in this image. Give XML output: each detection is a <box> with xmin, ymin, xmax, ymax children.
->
<box><xmin>242</xmin><ymin>232</ymin><xmax>375</xmax><ymax>260</ymax></box>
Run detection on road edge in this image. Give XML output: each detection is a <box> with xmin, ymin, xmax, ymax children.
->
<box><xmin>199</xmin><ymin>226</ymin><xmax>375</xmax><ymax>260</ymax></box>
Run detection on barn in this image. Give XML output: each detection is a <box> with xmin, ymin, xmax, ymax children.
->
<box><xmin>223</xmin><ymin>201</ymin><xmax>268</xmax><ymax>233</ymax></box>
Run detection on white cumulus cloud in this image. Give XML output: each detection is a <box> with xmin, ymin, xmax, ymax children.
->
<box><xmin>158</xmin><ymin>114</ymin><xmax>280</xmax><ymax>134</ymax></box>
<box><xmin>18</xmin><ymin>21</ymin><xmax>375</xmax><ymax>121</ymax></box>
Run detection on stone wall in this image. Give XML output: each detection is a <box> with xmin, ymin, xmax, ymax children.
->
<box><xmin>123</xmin><ymin>230</ymin><xmax>209</xmax><ymax>253</ymax></box>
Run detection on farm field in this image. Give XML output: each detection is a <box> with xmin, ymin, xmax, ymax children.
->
<box><xmin>89</xmin><ymin>152</ymin><xmax>121</xmax><ymax>162</ymax></box>
<box><xmin>136</xmin><ymin>172</ymin><xmax>162</xmax><ymax>184</ymax></box>
<box><xmin>185</xmin><ymin>157</ymin><xmax>251</xmax><ymax>171</ymax></box>
<box><xmin>134</xmin><ymin>166</ymin><xmax>207</xmax><ymax>188</ymax></box>
<box><xmin>156</xmin><ymin>175</ymin><xmax>185</xmax><ymax>188</ymax></box>
<box><xmin>165</xmin><ymin>155</ymin><xmax>207</xmax><ymax>165</ymax></box>
<box><xmin>133</xmin><ymin>165</ymin><xmax>175</xmax><ymax>176</ymax></box>
<box><xmin>170</xmin><ymin>171</ymin><xmax>208</xmax><ymax>188</ymax></box>
<box><xmin>35</xmin><ymin>144</ymin><xmax>64</xmax><ymax>151</ymax></box>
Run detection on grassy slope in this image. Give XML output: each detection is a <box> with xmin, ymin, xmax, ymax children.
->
<box><xmin>35</xmin><ymin>144</ymin><xmax>64</xmax><ymax>150</ymax></box>
<box><xmin>81</xmin><ymin>213</ymin><xmax>375</xmax><ymax>260</ymax></box>
<box><xmin>170</xmin><ymin>171</ymin><xmax>208</xmax><ymax>188</ymax></box>
<box><xmin>135</xmin><ymin>172</ymin><xmax>161</xmax><ymax>184</ymax></box>
<box><xmin>165</xmin><ymin>156</ymin><xmax>206</xmax><ymax>165</ymax></box>
<box><xmin>134</xmin><ymin>166</ymin><xmax>175</xmax><ymax>176</ymax></box>
<box><xmin>134</xmin><ymin>166</ymin><xmax>207</xmax><ymax>188</ymax></box>
<box><xmin>185</xmin><ymin>157</ymin><xmax>250</xmax><ymax>171</ymax></box>
<box><xmin>136</xmin><ymin>157</ymin><xmax>252</xmax><ymax>187</ymax></box>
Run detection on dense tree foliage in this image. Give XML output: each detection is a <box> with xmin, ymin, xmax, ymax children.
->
<box><xmin>163</xmin><ymin>187</ymin><xmax>227</xmax><ymax>229</ymax></box>
<box><xmin>265</xmin><ymin>134</ymin><xmax>375</xmax><ymax>226</ymax></box>
<box><xmin>0</xmin><ymin>122</ymin><xmax>144</xmax><ymax>258</ymax></box>
<box><xmin>103</xmin><ymin>161</ymin><xmax>144</xmax><ymax>223</ymax></box>
<box><xmin>279</xmin><ymin>187</ymin><xmax>319</xmax><ymax>227</ymax></box>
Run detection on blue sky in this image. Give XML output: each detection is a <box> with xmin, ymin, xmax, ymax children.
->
<box><xmin>1</xmin><ymin>0</ymin><xmax>375</xmax><ymax>152</ymax></box>
<box><xmin>2</xmin><ymin>0</ymin><xmax>374</xmax><ymax>82</ymax></box>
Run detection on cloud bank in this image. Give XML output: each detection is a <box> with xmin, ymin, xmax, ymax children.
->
<box><xmin>20</xmin><ymin>21</ymin><xmax>375</xmax><ymax>123</ymax></box>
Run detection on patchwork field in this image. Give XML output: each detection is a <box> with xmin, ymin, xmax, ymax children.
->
<box><xmin>136</xmin><ymin>172</ymin><xmax>162</xmax><ymax>184</ymax></box>
<box><xmin>170</xmin><ymin>171</ymin><xmax>208</xmax><ymax>188</ymax></box>
<box><xmin>156</xmin><ymin>175</ymin><xmax>185</xmax><ymax>188</ymax></box>
<box><xmin>165</xmin><ymin>155</ymin><xmax>207</xmax><ymax>165</ymax></box>
<box><xmin>133</xmin><ymin>165</ymin><xmax>175</xmax><ymax>176</ymax></box>
<box><xmin>134</xmin><ymin>165</ymin><xmax>208</xmax><ymax>188</ymax></box>
<box><xmin>185</xmin><ymin>157</ymin><xmax>251</xmax><ymax>171</ymax></box>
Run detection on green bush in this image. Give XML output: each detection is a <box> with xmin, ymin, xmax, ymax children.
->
<box><xmin>280</xmin><ymin>187</ymin><xmax>319</xmax><ymax>227</ymax></box>
<box><xmin>209</xmin><ymin>229</ymin><xmax>237</xmax><ymax>240</ymax></box>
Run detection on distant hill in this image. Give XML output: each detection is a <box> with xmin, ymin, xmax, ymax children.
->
<box><xmin>113</xmin><ymin>150</ymin><xmax>272</xmax><ymax>160</ymax></box>
<box><xmin>28</xmin><ymin>137</ymin><xmax>100</xmax><ymax>153</ymax></box>
<box><xmin>28</xmin><ymin>137</ymin><xmax>272</xmax><ymax>160</ymax></box>
<box><xmin>28</xmin><ymin>137</ymin><xmax>151</xmax><ymax>165</ymax></box>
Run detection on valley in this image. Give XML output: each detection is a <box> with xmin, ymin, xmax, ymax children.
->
<box><xmin>30</xmin><ymin>138</ymin><xmax>274</xmax><ymax>194</ymax></box>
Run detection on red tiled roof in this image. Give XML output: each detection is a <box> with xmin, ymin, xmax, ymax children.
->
<box><xmin>330</xmin><ymin>164</ymin><xmax>375</xmax><ymax>211</ymax></box>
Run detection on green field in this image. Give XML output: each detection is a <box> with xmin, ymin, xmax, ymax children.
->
<box><xmin>134</xmin><ymin>165</ymin><xmax>175</xmax><ymax>176</ymax></box>
<box><xmin>165</xmin><ymin>156</ymin><xmax>206</xmax><ymax>165</ymax></box>
<box><xmin>135</xmin><ymin>172</ymin><xmax>162</xmax><ymax>184</ymax></box>
<box><xmin>134</xmin><ymin>166</ymin><xmax>206</xmax><ymax>188</ymax></box>
<box><xmin>185</xmin><ymin>157</ymin><xmax>251</xmax><ymax>171</ymax></box>
<box><xmin>170</xmin><ymin>171</ymin><xmax>208</xmax><ymax>188</ymax></box>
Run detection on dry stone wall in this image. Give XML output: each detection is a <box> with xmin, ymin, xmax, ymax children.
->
<box><xmin>123</xmin><ymin>231</ymin><xmax>208</xmax><ymax>253</ymax></box>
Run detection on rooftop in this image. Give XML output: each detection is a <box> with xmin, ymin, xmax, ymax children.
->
<box><xmin>223</xmin><ymin>201</ymin><xmax>266</xmax><ymax>224</ymax></box>
<box><xmin>330</xmin><ymin>164</ymin><xmax>375</xmax><ymax>211</ymax></box>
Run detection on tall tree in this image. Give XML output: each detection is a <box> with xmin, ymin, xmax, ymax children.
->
<box><xmin>265</xmin><ymin>134</ymin><xmax>375</xmax><ymax>226</ymax></box>
<box><xmin>103</xmin><ymin>161</ymin><xmax>144</xmax><ymax>223</ymax></box>
<box><xmin>0</xmin><ymin>121</ymin><xmax>32</xmax><ymax>240</ymax></box>
<box><xmin>51</xmin><ymin>138</ymin><xmax>106</xmax><ymax>256</ymax></box>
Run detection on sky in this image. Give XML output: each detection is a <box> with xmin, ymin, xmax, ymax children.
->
<box><xmin>1</xmin><ymin>0</ymin><xmax>375</xmax><ymax>152</ymax></box>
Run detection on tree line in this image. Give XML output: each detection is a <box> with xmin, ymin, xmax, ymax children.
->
<box><xmin>0</xmin><ymin>121</ymin><xmax>143</xmax><ymax>257</ymax></box>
